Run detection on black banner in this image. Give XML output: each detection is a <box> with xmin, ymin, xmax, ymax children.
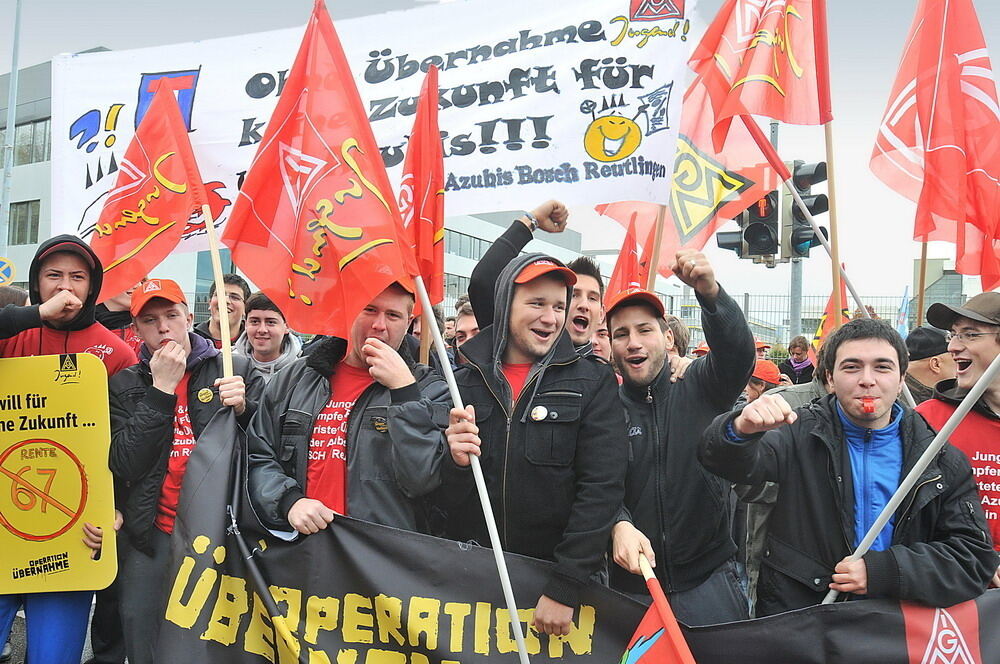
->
<box><xmin>158</xmin><ymin>410</ymin><xmax>1000</xmax><ymax>664</ymax></box>
<box><xmin>157</xmin><ymin>410</ymin><xmax>645</xmax><ymax>663</ymax></box>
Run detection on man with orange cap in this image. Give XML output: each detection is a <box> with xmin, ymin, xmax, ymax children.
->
<box><xmin>605</xmin><ymin>249</ymin><xmax>755</xmax><ymax>625</ymax></box>
<box><xmin>445</xmin><ymin>253</ymin><xmax>625</xmax><ymax>637</ymax></box>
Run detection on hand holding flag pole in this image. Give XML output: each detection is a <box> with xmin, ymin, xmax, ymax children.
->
<box><xmin>413</xmin><ymin>275</ymin><xmax>532</xmax><ymax>664</ymax></box>
<box><xmin>822</xmin><ymin>351</ymin><xmax>1000</xmax><ymax>604</ymax></box>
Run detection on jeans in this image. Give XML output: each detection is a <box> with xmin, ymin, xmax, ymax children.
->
<box><xmin>120</xmin><ymin>528</ymin><xmax>172</xmax><ymax>664</ymax></box>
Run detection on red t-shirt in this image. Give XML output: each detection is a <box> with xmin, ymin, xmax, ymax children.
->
<box><xmin>155</xmin><ymin>373</ymin><xmax>196</xmax><ymax>534</ymax></box>
<box><xmin>502</xmin><ymin>363</ymin><xmax>533</xmax><ymax>402</ymax></box>
<box><xmin>918</xmin><ymin>398</ymin><xmax>1000</xmax><ymax>552</ymax></box>
<box><xmin>305</xmin><ymin>362</ymin><xmax>373</xmax><ymax>515</ymax></box>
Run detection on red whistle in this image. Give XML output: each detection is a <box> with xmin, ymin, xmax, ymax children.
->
<box><xmin>861</xmin><ymin>397</ymin><xmax>876</xmax><ymax>414</ymax></box>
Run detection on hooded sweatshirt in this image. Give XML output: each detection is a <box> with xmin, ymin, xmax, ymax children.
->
<box><xmin>232</xmin><ymin>330</ymin><xmax>302</xmax><ymax>383</ymax></box>
<box><xmin>0</xmin><ymin>235</ymin><xmax>137</xmax><ymax>375</ymax></box>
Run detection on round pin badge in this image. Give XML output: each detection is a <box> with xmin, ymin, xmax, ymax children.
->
<box><xmin>530</xmin><ymin>405</ymin><xmax>548</xmax><ymax>421</ymax></box>
<box><xmin>197</xmin><ymin>388</ymin><xmax>214</xmax><ymax>403</ymax></box>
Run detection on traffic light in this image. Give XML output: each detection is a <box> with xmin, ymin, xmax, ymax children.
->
<box><xmin>744</xmin><ymin>191</ymin><xmax>780</xmax><ymax>256</ymax></box>
<box><xmin>717</xmin><ymin>191</ymin><xmax>780</xmax><ymax>262</ymax></box>
<box><xmin>781</xmin><ymin>160</ymin><xmax>828</xmax><ymax>259</ymax></box>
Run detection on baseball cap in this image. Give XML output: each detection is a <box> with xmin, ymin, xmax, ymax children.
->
<box><xmin>693</xmin><ymin>342</ymin><xmax>710</xmax><ymax>357</ymax></box>
<box><xmin>605</xmin><ymin>287</ymin><xmax>665</xmax><ymax>319</ymax></box>
<box><xmin>752</xmin><ymin>359</ymin><xmax>781</xmax><ymax>384</ymax></box>
<box><xmin>906</xmin><ymin>326</ymin><xmax>949</xmax><ymax>361</ymax></box>
<box><xmin>37</xmin><ymin>241</ymin><xmax>96</xmax><ymax>270</ymax></box>
<box><xmin>130</xmin><ymin>279</ymin><xmax>188</xmax><ymax>317</ymax></box>
<box><xmin>514</xmin><ymin>259</ymin><xmax>577</xmax><ymax>286</ymax></box>
<box><xmin>755</xmin><ymin>340</ymin><xmax>771</xmax><ymax>350</ymax></box>
<box><xmin>926</xmin><ymin>292</ymin><xmax>1000</xmax><ymax>331</ymax></box>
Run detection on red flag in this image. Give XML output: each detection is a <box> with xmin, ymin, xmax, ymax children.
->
<box><xmin>222</xmin><ymin>0</ymin><xmax>416</xmax><ymax>337</ymax></box>
<box><xmin>690</xmin><ymin>0</ymin><xmax>832</xmax><ymax>150</ymax></box>
<box><xmin>620</xmin><ymin>556</ymin><xmax>696</xmax><ymax>664</ymax></box>
<box><xmin>596</xmin><ymin>69</ymin><xmax>778</xmax><ymax>280</ymax></box>
<box><xmin>870</xmin><ymin>0</ymin><xmax>1000</xmax><ymax>290</ymax></box>
<box><xmin>811</xmin><ymin>275</ymin><xmax>850</xmax><ymax>357</ymax></box>
<box><xmin>90</xmin><ymin>82</ymin><xmax>207</xmax><ymax>302</ymax></box>
<box><xmin>398</xmin><ymin>66</ymin><xmax>445</xmax><ymax>314</ymax></box>
<box><xmin>606</xmin><ymin>214</ymin><xmax>643</xmax><ymax>306</ymax></box>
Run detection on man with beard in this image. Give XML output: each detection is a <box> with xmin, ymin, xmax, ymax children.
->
<box><xmin>445</xmin><ymin>254</ymin><xmax>625</xmax><ymax>636</ymax></box>
<box><xmin>606</xmin><ymin>249</ymin><xmax>755</xmax><ymax>625</ymax></box>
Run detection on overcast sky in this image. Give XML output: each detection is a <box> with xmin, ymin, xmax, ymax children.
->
<box><xmin>2</xmin><ymin>0</ymin><xmax>999</xmax><ymax>298</ymax></box>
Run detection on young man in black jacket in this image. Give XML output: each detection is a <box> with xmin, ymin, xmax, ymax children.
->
<box><xmin>606</xmin><ymin>249</ymin><xmax>755</xmax><ymax>626</ymax></box>
<box><xmin>109</xmin><ymin>279</ymin><xmax>263</xmax><ymax>664</ymax></box>
<box><xmin>445</xmin><ymin>253</ymin><xmax>626</xmax><ymax>637</ymax></box>
<box><xmin>245</xmin><ymin>283</ymin><xmax>451</xmax><ymax>536</ymax></box>
<box><xmin>700</xmin><ymin>318</ymin><xmax>996</xmax><ymax>617</ymax></box>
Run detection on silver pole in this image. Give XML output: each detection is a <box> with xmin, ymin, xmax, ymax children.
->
<box><xmin>413</xmin><ymin>276</ymin><xmax>532</xmax><ymax>664</ymax></box>
<box><xmin>0</xmin><ymin>0</ymin><xmax>23</xmax><ymax>255</ymax></box>
<box><xmin>822</xmin><ymin>350</ymin><xmax>1000</xmax><ymax>604</ymax></box>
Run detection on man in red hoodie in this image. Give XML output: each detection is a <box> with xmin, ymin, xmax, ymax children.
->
<box><xmin>917</xmin><ymin>292</ymin><xmax>1000</xmax><ymax>588</ymax></box>
<box><xmin>0</xmin><ymin>235</ymin><xmax>137</xmax><ymax>664</ymax></box>
<box><xmin>0</xmin><ymin>235</ymin><xmax>137</xmax><ymax>373</ymax></box>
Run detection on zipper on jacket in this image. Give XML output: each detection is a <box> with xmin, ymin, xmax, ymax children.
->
<box><xmin>898</xmin><ymin>474</ymin><xmax>943</xmax><ymax>525</ymax></box>
<box><xmin>646</xmin><ymin>385</ymin><xmax>673</xmax><ymax>591</ymax></box>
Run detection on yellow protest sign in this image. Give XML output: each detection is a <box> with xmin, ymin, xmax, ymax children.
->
<box><xmin>0</xmin><ymin>353</ymin><xmax>117</xmax><ymax>594</ymax></box>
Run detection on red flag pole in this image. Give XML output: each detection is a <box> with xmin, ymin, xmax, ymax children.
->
<box><xmin>638</xmin><ymin>555</ymin><xmax>696</xmax><ymax>664</ymax></box>
<box><xmin>201</xmin><ymin>204</ymin><xmax>234</xmax><ymax>379</ymax></box>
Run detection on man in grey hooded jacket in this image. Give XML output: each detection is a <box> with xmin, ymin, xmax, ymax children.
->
<box><xmin>233</xmin><ymin>291</ymin><xmax>302</xmax><ymax>383</ymax></box>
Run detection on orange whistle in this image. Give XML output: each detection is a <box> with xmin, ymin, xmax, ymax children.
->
<box><xmin>862</xmin><ymin>397</ymin><xmax>876</xmax><ymax>414</ymax></box>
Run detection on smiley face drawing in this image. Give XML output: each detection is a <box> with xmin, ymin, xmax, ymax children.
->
<box><xmin>581</xmin><ymin>99</ymin><xmax>647</xmax><ymax>162</ymax></box>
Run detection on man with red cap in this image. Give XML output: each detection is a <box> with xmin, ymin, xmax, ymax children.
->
<box><xmin>0</xmin><ymin>235</ymin><xmax>137</xmax><ymax>664</ymax></box>
<box><xmin>605</xmin><ymin>249</ymin><xmax>755</xmax><ymax>625</ymax></box>
<box><xmin>445</xmin><ymin>253</ymin><xmax>626</xmax><ymax>637</ymax></box>
<box><xmin>755</xmin><ymin>340</ymin><xmax>771</xmax><ymax>360</ymax></box>
<box><xmin>108</xmin><ymin>279</ymin><xmax>263</xmax><ymax>664</ymax></box>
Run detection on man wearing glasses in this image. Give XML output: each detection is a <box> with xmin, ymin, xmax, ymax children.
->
<box><xmin>917</xmin><ymin>292</ymin><xmax>1000</xmax><ymax>588</ymax></box>
<box><xmin>194</xmin><ymin>273</ymin><xmax>250</xmax><ymax>349</ymax></box>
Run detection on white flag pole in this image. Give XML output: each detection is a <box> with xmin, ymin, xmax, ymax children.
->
<box><xmin>413</xmin><ymin>275</ymin><xmax>532</xmax><ymax>664</ymax></box>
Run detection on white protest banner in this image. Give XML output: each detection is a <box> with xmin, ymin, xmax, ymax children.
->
<box><xmin>52</xmin><ymin>0</ymin><xmax>695</xmax><ymax>249</ymax></box>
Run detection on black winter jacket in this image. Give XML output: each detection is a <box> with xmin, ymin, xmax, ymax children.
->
<box><xmin>447</xmin><ymin>253</ymin><xmax>626</xmax><ymax>608</ymax></box>
<box><xmin>246</xmin><ymin>336</ymin><xmax>451</xmax><ymax>534</ymax></box>
<box><xmin>612</xmin><ymin>286</ymin><xmax>755</xmax><ymax>596</ymax></box>
<box><xmin>109</xmin><ymin>335</ymin><xmax>263</xmax><ymax>555</ymax></box>
<box><xmin>700</xmin><ymin>394</ymin><xmax>997</xmax><ymax>616</ymax></box>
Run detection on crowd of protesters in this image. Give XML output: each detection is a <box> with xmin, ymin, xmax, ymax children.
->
<box><xmin>0</xmin><ymin>202</ymin><xmax>997</xmax><ymax>663</ymax></box>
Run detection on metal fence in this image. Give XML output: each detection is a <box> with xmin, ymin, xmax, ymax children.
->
<box><xmin>672</xmin><ymin>291</ymin><xmax>968</xmax><ymax>352</ymax></box>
